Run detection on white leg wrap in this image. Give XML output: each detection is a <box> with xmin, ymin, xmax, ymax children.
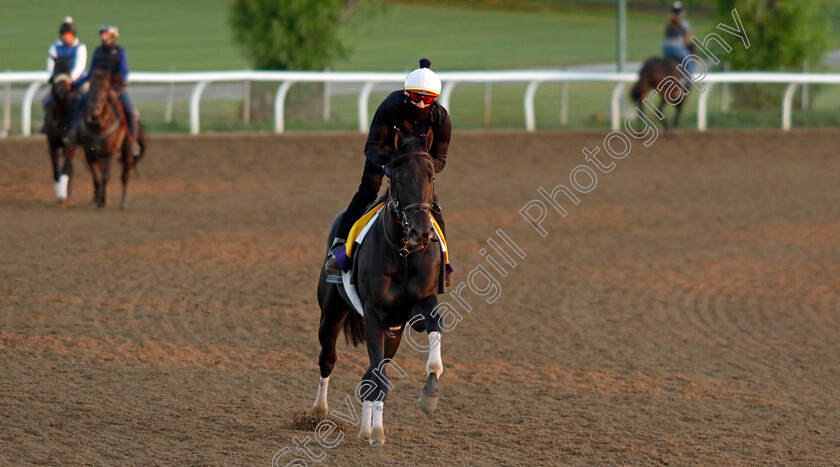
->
<box><xmin>372</xmin><ymin>401</ymin><xmax>384</xmax><ymax>429</ymax></box>
<box><xmin>312</xmin><ymin>376</ymin><xmax>329</xmax><ymax>414</ymax></box>
<box><xmin>54</xmin><ymin>181</ymin><xmax>62</xmax><ymax>200</ymax></box>
<box><xmin>358</xmin><ymin>400</ymin><xmax>373</xmax><ymax>438</ymax></box>
<box><xmin>426</xmin><ymin>331</ymin><xmax>443</xmax><ymax>378</ymax></box>
<box><xmin>58</xmin><ymin>174</ymin><xmax>69</xmax><ymax>200</ymax></box>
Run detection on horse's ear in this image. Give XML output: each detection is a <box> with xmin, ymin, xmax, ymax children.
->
<box><xmin>393</xmin><ymin>129</ymin><xmax>404</xmax><ymax>151</ymax></box>
<box><xmin>425</xmin><ymin>129</ymin><xmax>434</xmax><ymax>152</ymax></box>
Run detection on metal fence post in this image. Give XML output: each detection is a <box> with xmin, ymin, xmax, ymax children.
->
<box><xmin>22</xmin><ymin>81</ymin><xmax>44</xmax><ymax>136</ymax></box>
<box><xmin>274</xmin><ymin>81</ymin><xmax>296</xmax><ymax>133</ymax></box>
<box><xmin>189</xmin><ymin>81</ymin><xmax>210</xmax><ymax>135</ymax></box>
<box><xmin>610</xmin><ymin>82</ymin><xmax>624</xmax><ymax>131</ymax></box>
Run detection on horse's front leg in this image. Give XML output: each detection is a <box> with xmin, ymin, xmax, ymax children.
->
<box><xmin>673</xmin><ymin>100</ymin><xmax>684</xmax><ymax>131</ymax></box>
<box><xmin>100</xmin><ymin>152</ymin><xmax>115</xmax><ymax>208</ymax></box>
<box><xmin>48</xmin><ymin>141</ymin><xmax>63</xmax><ymax>202</ymax></box>
<box><xmin>88</xmin><ymin>157</ymin><xmax>105</xmax><ymax>209</ymax></box>
<box><xmin>59</xmin><ymin>145</ymin><xmax>75</xmax><ymax>201</ymax></box>
<box><xmin>360</xmin><ymin>307</ymin><xmax>387</xmax><ymax>446</ymax></box>
<box><xmin>658</xmin><ymin>97</ymin><xmax>671</xmax><ymax>134</ymax></box>
<box><xmin>415</xmin><ymin>297</ymin><xmax>442</xmax><ymax>415</ymax></box>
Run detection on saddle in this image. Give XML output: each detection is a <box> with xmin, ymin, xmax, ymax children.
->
<box><xmin>328</xmin><ymin>202</ymin><xmax>450</xmax><ymax>316</ymax></box>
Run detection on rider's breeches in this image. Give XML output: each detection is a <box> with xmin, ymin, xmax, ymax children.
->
<box><xmin>663</xmin><ymin>45</ymin><xmax>695</xmax><ymax>74</ymax></box>
<box><xmin>118</xmin><ymin>92</ymin><xmax>137</xmax><ymax>139</ymax></box>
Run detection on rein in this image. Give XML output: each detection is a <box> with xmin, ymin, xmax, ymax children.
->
<box><xmin>383</xmin><ymin>151</ymin><xmax>434</xmax><ymax>257</ymax></box>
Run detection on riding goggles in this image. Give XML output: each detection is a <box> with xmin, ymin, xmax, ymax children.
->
<box><xmin>406</xmin><ymin>90</ymin><xmax>439</xmax><ymax>105</ymax></box>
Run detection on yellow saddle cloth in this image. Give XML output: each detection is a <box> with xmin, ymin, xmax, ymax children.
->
<box><xmin>345</xmin><ymin>202</ymin><xmax>449</xmax><ymax>266</ymax></box>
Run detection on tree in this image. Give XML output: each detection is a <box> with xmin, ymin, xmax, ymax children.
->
<box><xmin>716</xmin><ymin>0</ymin><xmax>830</xmax><ymax>108</ymax></box>
<box><xmin>229</xmin><ymin>0</ymin><xmax>362</xmax><ymax>71</ymax></box>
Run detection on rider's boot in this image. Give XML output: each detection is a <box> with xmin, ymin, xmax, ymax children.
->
<box><xmin>127</xmin><ymin>115</ymin><xmax>141</xmax><ymax>158</ymax></box>
<box><xmin>324</xmin><ymin>238</ymin><xmax>347</xmax><ymax>276</ymax></box>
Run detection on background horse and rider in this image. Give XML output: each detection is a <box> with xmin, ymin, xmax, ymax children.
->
<box><xmin>630</xmin><ymin>55</ymin><xmax>695</xmax><ymax>133</ymax></box>
<box><xmin>313</xmin><ymin>132</ymin><xmax>446</xmax><ymax>447</ymax></box>
<box><xmin>74</xmin><ymin>70</ymin><xmax>145</xmax><ymax>209</ymax></box>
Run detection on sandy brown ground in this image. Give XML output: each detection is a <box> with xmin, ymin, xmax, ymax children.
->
<box><xmin>1</xmin><ymin>129</ymin><xmax>839</xmax><ymax>465</ymax></box>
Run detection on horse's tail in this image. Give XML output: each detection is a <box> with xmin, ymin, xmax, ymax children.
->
<box><xmin>343</xmin><ymin>310</ymin><xmax>366</xmax><ymax>347</ymax></box>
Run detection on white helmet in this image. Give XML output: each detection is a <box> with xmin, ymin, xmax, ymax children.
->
<box><xmin>404</xmin><ymin>58</ymin><xmax>441</xmax><ymax>97</ymax></box>
<box><xmin>99</xmin><ymin>24</ymin><xmax>119</xmax><ymax>38</ymax></box>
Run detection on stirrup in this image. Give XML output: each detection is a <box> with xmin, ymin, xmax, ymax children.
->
<box><xmin>324</xmin><ymin>238</ymin><xmax>347</xmax><ymax>276</ymax></box>
<box><xmin>324</xmin><ymin>255</ymin><xmax>341</xmax><ymax>276</ymax></box>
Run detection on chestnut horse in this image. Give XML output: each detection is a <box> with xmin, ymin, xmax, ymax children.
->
<box><xmin>630</xmin><ymin>57</ymin><xmax>688</xmax><ymax>133</ymax></box>
<box><xmin>77</xmin><ymin>70</ymin><xmax>144</xmax><ymax>209</ymax></box>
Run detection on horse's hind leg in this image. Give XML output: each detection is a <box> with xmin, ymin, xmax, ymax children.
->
<box><xmin>120</xmin><ymin>150</ymin><xmax>131</xmax><ymax>210</ymax></box>
<box><xmin>312</xmin><ymin>293</ymin><xmax>348</xmax><ymax>417</ymax></box>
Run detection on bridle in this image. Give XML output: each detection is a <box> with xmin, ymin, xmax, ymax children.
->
<box><xmin>384</xmin><ymin>151</ymin><xmax>435</xmax><ymax>257</ymax></box>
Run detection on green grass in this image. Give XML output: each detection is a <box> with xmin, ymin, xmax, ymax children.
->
<box><xmin>1</xmin><ymin>0</ymin><xmax>713</xmax><ymax>71</ymax></box>
<box><xmin>2</xmin><ymin>1</ymin><xmax>839</xmax><ymax>133</ymax></box>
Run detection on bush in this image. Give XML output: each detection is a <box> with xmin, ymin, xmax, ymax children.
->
<box><xmin>229</xmin><ymin>0</ymin><xmax>361</xmax><ymax>70</ymax></box>
<box><xmin>716</xmin><ymin>0</ymin><xmax>830</xmax><ymax>108</ymax></box>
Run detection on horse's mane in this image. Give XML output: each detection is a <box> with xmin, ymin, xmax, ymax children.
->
<box><xmin>387</xmin><ymin>136</ymin><xmax>432</xmax><ymax>169</ymax></box>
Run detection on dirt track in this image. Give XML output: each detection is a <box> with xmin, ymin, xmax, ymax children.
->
<box><xmin>1</xmin><ymin>130</ymin><xmax>839</xmax><ymax>465</ymax></box>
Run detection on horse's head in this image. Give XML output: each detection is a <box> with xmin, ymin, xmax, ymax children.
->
<box><xmin>386</xmin><ymin>130</ymin><xmax>436</xmax><ymax>251</ymax></box>
<box><xmin>85</xmin><ymin>70</ymin><xmax>113</xmax><ymax>126</ymax></box>
<box><xmin>51</xmin><ymin>74</ymin><xmax>73</xmax><ymax>104</ymax></box>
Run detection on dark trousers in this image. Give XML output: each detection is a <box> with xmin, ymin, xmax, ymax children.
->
<box><xmin>336</xmin><ymin>158</ymin><xmax>446</xmax><ymax>242</ymax></box>
<box><xmin>336</xmin><ymin>159</ymin><xmax>384</xmax><ymax>240</ymax></box>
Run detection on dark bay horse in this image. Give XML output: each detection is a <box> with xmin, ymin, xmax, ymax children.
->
<box><xmin>631</xmin><ymin>56</ymin><xmax>689</xmax><ymax>133</ymax></box>
<box><xmin>44</xmin><ymin>74</ymin><xmax>77</xmax><ymax>203</ymax></box>
<box><xmin>313</xmin><ymin>132</ymin><xmax>444</xmax><ymax>446</ymax></box>
<box><xmin>78</xmin><ymin>70</ymin><xmax>144</xmax><ymax>209</ymax></box>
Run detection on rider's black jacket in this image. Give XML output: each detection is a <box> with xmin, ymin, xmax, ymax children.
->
<box><xmin>364</xmin><ymin>90</ymin><xmax>451</xmax><ymax>174</ymax></box>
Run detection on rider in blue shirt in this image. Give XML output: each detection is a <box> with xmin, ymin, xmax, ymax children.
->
<box><xmin>662</xmin><ymin>2</ymin><xmax>694</xmax><ymax>73</ymax></box>
<box><xmin>66</xmin><ymin>24</ymin><xmax>140</xmax><ymax>156</ymax></box>
<box><xmin>42</xmin><ymin>17</ymin><xmax>87</xmax><ymax>131</ymax></box>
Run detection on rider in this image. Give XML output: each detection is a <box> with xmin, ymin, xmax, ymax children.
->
<box><xmin>662</xmin><ymin>1</ymin><xmax>694</xmax><ymax>73</ymax></box>
<box><xmin>66</xmin><ymin>24</ymin><xmax>140</xmax><ymax>157</ymax></box>
<box><xmin>324</xmin><ymin>58</ymin><xmax>452</xmax><ymax>279</ymax></box>
<box><xmin>42</xmin><ymin>17</ymin><xmax>87</xmax><ymax>130</ymax></box>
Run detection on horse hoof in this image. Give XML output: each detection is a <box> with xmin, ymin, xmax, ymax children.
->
<box><xmin>417</xmin><ymin>372</ymin><xmax>439</xmax><ymax>415</ymax></box>
<box><xmin>312</xmin><ymin>404</ymin><xmax>328</xmax><ymax>418</ymax></box>
<box><xmin>369</xmin><ymin>426</ymin><xmax>385</xmax><ymax>446</ymax></box>
<box><xmin>358</xmin><ymin>426</ymin><xmax>371</xmax><ymax>440</ymax></box>
<box><xmin>417</xmin><ymin>394</ymin><xmax>439</xmax><ymax>415</ymax></box>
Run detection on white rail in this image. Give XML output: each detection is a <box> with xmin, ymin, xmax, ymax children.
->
<box><xmin>3</xmin><ymin>69</ymin><xmax>839</xmax><ymax>136</ymax></box>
